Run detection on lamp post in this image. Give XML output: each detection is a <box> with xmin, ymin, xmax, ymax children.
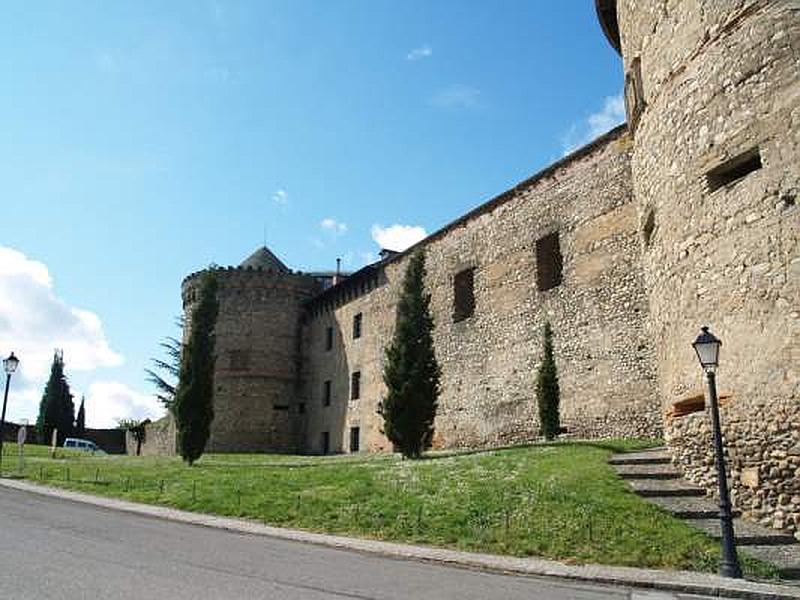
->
<box><xmin>0</xmin><ymin>352</ymin><xmax>20</xmax><ymax>475</ymax></box>
<box><xmin>692</xmin><ymin>327</ymin><xmax>742</xmax><ymax>579</ymax></box>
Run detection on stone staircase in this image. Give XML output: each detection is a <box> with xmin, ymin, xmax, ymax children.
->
<box><xmin>610</xmin><ymin>447</ymin><xmax>800</xmax><ymax>580</ymax></box>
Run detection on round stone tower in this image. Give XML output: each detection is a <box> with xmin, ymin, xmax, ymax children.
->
<box><xmin>181</xmin><ymin>247</ymin><xmax>321</xmax><ymax>453</ymax></box>
<box><xmin>599</xmin><ymin>2</ymin><xmax>799</xmax><ymax>528</ymax></box>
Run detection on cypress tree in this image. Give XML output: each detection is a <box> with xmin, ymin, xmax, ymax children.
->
<box><xmin>75</xmin><ymin>396</ymin><xmax>86</xmax><ymax>437</ymax></box>
<box><xmin>36</xmin><ymin>350</ymin><xmax>75</xmax><ymax>445</ymax></box>
<box><xmin>379</xmin><ymin>250</ymin><xmax>441</xmax><ymax>459</ymax></box>
<box><xmin>173</xmin><ymin>271</ymin><xmax>219</xmax><ymax>465</ymax></box>
<box><xmin>536</xmin><ymin>321</ymin><xmax>560</xmax><ymax>440</ymax></box>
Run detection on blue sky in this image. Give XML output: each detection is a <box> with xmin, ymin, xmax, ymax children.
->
<box><xmin>0</xmin><ymin>1</ymin><xmax>624</xmax><ymax>427</ymax></box>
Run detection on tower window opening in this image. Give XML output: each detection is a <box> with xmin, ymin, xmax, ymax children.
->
<box><xmin>323</xmin><ymin>380</ymin><xmax>332</xmax><ymax>406</ymax></box>
<box><xmin>707</xmin><ymin>147</ymin><xmax>762</xmax><ymax>192</ymax></box>
<box><xmin>536</xmin><ymin>232</ymin><xmax>563</xmax><ymax>291</ymax></box>
<box><xmin>353</xmin><ymin>312</ymin><xmax>363</xmax><ymax>339</ymax></box>
<box><xmin>325</xmin><ymin>326</ymin><xmax>333</xmax><ymax>351</ymax></box>
<box><xmin>351</xmin><ymin>371</ymin><xmax>361</xmax><ymax>400</ymax></box>
<box><xmin>349</xmin><ymin>426</ymin><xmax>360</xmax><ymax>452</ymax></box>
<box><xmin>643</xmin><ymin>208</ymin><xmax>656</xmax><ymax>248</ymax></box>
<box><xmin>453</xmin><ymin>268</ymin><xmax>475</xmax><ymax>322</ymax></box>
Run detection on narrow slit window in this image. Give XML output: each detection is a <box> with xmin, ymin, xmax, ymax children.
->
<box><xmin>350</xmin><ymin>371</ymin><xmax>361</xmax><ymax>400</ymax></box>
<box><xmin>453</xmin><ymin>268</ymin><xmax>475</xmax><ymax>322</ymax></box>
<box><xmin>707</xmin><ymin>147</ymin><xmax>762</xmax><ymax>192</ymax></box>
<box><xmin>643</xmin><ymin>208</ymin><xmax>656</xmax><ymax>248</ymax></box>
<box><xmin>349</xmin><ymin>426</ymin><xmax>360</xmax><ymax>452</ymax></box>
<box><xmin>323</xmin><ymin>380</ymin><xmax>331</xmax><ymax>406</ymax></box>
<box><xmin>325</xmin><ymin>326</ymin><xmax>333</xmax><ymax>351</ymax></box>
<box><xmin>353</xmin><ymin>312</ymin><xmax>363</xmax><ymax>339</ymax></box>
<box><xmin>536</xmin><ymin>232</ymin><xmax>563</xmax><ymax>291</ymax></box>
<box><xmin>321</xmin><ymin>431</ymin><xmax>330</xmax><ymax>455</ymax></box>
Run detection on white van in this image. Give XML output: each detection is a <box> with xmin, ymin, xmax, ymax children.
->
<box><xmin>63</xmin><ymin>438</ymin><xmax>101</xmax><ymax>453</ymax></box>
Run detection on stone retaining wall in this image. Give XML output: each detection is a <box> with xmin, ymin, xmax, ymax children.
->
<box><xmin>666</xmin><ymin>397</ymin><xmax>800</xmax><ymax>540</ymax></box>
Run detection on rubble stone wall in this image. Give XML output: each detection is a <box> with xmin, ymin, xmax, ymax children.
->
<box><xmin>132</xmin><ymin>415</ymin><xmax>177</xmax><ymax>457</ymax></box>
<box><xmin>616</xmin><ymin>0</ymin><xmax>800</xmax><ymax>533</ymax></box>
<box><xmin>667</xmin><ymin>398</ymin><xmax>800</xmax><ymax>539</ymax></box>
<box><xmin>182</xmin><ymin>268</ymin><xmax>320</xmax><ymax>453</ymax></box>
<box><xmin>301</xmin><ymin>127</ymin><xmax>662</xmax><ymax>453</ymax></box>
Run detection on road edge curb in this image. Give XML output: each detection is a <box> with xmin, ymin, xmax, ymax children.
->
<box><xmin>1</xmin><ymin>477</ymin><xmax>797</xmax><ymax>600</ymax></box>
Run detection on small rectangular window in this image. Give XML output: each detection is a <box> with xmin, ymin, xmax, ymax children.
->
<box><xmin>351</xmin><ymin>371</ymin><xmax>361</xmax><ymax>400</ymax></box>
<box><xmin>323</xmin><ymin>380</ymin><xmax>331</xmax><ymax>406</ymax></box>
<box><xmin>453</xmin><ymin>268</ymin><xmax>475</xmax><ymax>322</ymax></box>
<box><xmin>298</xmin><ymin>402</ymin><xmax>306</xmax><ymax>415</ymax></box>
<box><xmin>325</xmin><ymin>326</ymin><xmax>333</xmax><ymax>351</ymax></box>
<box><xmin>321</xmin><ymin>431</ymin><xmax>330</xmax><ymax>455</ymax></box>
<box><xmin>350</xmin><ymin>426</ymin><xmax>360</xmax><ymax>452</ymax></box>
<box><xmin>353</xmin><ymin>313</ymin><xmax>363</xmax><ymax>339</ymax></box>
<box><xmin>536</xmin><ymin>232</ymin><xmax>563</xmax><ymax>291</ymax></box>
<box><xmin>707</xmin><ymin>147</ymin><xmax>762</xmax><ymax>192</ymax></box>
<box><xmin>273</xmin><ymin>404</ymin><xmax>289</xmax><ymax>411</ymax></box>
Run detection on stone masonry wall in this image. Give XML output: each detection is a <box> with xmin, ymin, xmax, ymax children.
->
<box><xmin>667</xmin><ymin>399</ymin><xmax>800</xmax><ymax>540</ymax></box>
<box><xmin>616</xmin><ymin>0</ymin><xmax>799</xmax><ymax>532</ymax></box>
<box><xmin>183</xmin><ymin>267</ymin><xmax>320</xmax><ymax>453</ymax></box>
<box><xmin>132</xmin><ymin>415</ymin><xmax>177</xmax><ymax>457</ymax></box>
<box><xmin>301</xmin><ymin>127</ymin><xmax>662</xmax><ymax>454</ymax></box>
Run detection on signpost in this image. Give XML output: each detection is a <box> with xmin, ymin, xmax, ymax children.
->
<box><xmin>17</xmin><ymin>419</ymin><xmax>26</xmax><ymax>473</ymax></box>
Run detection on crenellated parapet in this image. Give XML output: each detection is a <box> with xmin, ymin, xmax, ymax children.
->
<box><xmin>180</xmin><ymin>249</ymin><xmax>322</xmax><ymax>453</ymax></box>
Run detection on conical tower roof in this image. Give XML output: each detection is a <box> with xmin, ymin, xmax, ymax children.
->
<box><xmin>239</xmin><ymin>246</ymin><xmax>290</xmax><ymax>272</ymax></box>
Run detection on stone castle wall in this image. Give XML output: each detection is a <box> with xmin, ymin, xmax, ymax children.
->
<box><xmin>301</xmin><ymin>126</ymin><xmax>662</xmax><ymax>454</ymax></box>
<box><xmin>615</xmin><ymin>0</ymin><xmax>799</xmax><ymax>532</ymax></box>
<box><xmin>169</xmin><ymin>4</ymin><xmax>798</xmax><ymax>541</ymax></box>
<box><xmin>132</xmin><ymin>415</ymin><xmax>177</xmax><ymax>457</ymax></box>
<box><xmin>182</xmin><ymin>267</ymin><xmax>320</xmax><ymax>453</ymax></box>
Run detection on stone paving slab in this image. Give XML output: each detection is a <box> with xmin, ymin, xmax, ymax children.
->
<box><xmin>648</xmin><ymin>496</ymin><xmax>737</xmax><ymax>519</ymax></box>
<box><xmin>1</xmin><ymin>477</ymin><xmax>798</xmax><ymax>600</ymax></box>
<box><xmin>609</xmin><ymin>449</ymin><xmax>671</xmax><ymax>465</ymax></box>
<box><xmin>690</xmin><ymin>519</ymin><xmax>798</xmax><ymax>546</ymax></box>
<box><xmin>740</xmin><ymin>546</ymin><xmax>800</xmax><ymax>579</ymax></box>
<box><xmin>614</xmin><ymin>463</ymin><xmax>683</xmax><ymax>479</ymax></box>
<box><xmin>628</xmin><ymin>478</ymin><xmax>706</xmax><ymax>497</ymax></box>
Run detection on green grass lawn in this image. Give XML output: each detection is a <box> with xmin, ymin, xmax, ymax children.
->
<box><xmin>3</xmin><ymin>439</ymin><xmax>776</xmax><ymax>579</ymax></box>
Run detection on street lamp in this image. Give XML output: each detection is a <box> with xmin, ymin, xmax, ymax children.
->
<box><xmin>692</xmin><ymin>327</ymin><xmax>742</xmax><ymax>579</ymax></box>
<box><xmin>0</xmin><ymin>352</ymin><xmax>20</xmax><ymax>474</ymax></box>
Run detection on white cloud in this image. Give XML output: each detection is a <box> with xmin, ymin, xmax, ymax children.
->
<box><xmin>0</xmin><ymin>247</ymin><xmax>123</xmax><ymax>382</ymax></box>
<box><xmin>370</xmin><ymin>224</ymin><xmax>427</xmax><ymax>252</ymax></box>
<box><xmin>406</xmin><ymin>45</ymin><xmax>432</xmax><ymax>61</ymax></box>
<box><xmin>429</xmin><ymin>85</ymin><xmax>481</xmax><ymax>109</ymax></box>
<box><xmin>320</xmin><ymin>218</ymin><xmax>347</xmax><ymax>235</ymax></box>
<box><xmin>560</xmin><ymin>93</ymin><xmax>625</xmax><ymax>155</ymax></box>
<box><xmin>86</xmin><ymin>381</ymin><xmax>164</xmax><ymax>428</ymax></box>
<box><xmin>272</xmin><ymin>189</ymin><xmax>289</xmax><ymax>205</ymax></box>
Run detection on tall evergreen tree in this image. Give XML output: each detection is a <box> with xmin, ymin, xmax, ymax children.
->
<box><xmin>379</xmin><ymin>250</ymin><xmax>441</xmax><ymax>459</ymax></box>
<box><xmin>75</xmin><ymin>396</ymin><xmax>86</xmax><ymax>437</ymax></box>
<box><xmin>36</xmin><ymin>350</ymin><xmax>75</xmax><ymax>445</ymax></box>
<box><xmin>173</xmin><ymin>271</ymin><xmax>219</xmax><ymax>465</ymax></box>
<box><xmin>536</xmin><ymin>321</ymin><xmax>560</xmax><ymax>440</ymax></box>
<box><xmin>145</xmin><ymin>317</ymin><xmax>184</xmax><ymax>411</ymax></box>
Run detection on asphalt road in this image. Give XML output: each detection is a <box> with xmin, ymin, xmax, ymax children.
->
<box><xmin>0</xmin><ymin>487</ymin><xmax>715</xmax><ymax>600</ymax></box>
